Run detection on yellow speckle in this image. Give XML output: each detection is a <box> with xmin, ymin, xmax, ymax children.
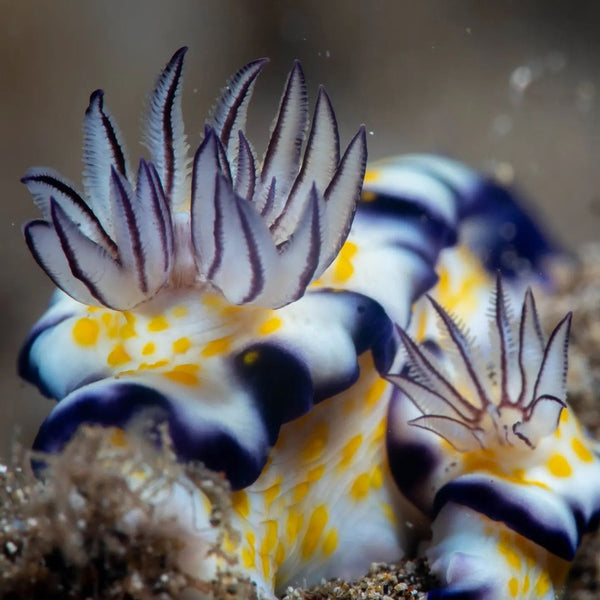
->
<box><xmin>560</xmin><ymin>409</ymin><xmax>570</xmax><ymax>424</ymax></box>
<box><xmin>414</xmin><ymin>308</ymin><xmax>428</xmax><ymax>343</ymax></box>
<box><xmin>381</xmin><ymin>502</ymin><xmax>398</xmax><ymax>526</ymax></box>
<box><xmin>109</xmin><ymin>428</ymin><xmax>128</xmax><ymax>448</ymax></box>
<box><xmin>101</xmin><ymin>312</ymin><xmax>119</xmax><ymax>338</ymax></box>
<box><xmin>202</xmin><ymin>336</ymin><xmax>231</xmax><ymax>357</ymax></box>
<box><xmin>286</xmin><ymin>508</ymin><xmax>304</xmax><ymax>544</ymax></box>
<box><xmin>232</xmin><ymin>491</ymin><xmax>250</xmax><ymax>519</ymax></box>
<box><xmin>275</xmin><ymin>543</ymin><xmax>285</xmax><ymax>567</ymax></box>
<box><xmin>141</xmin><ymin>342</ymin><xmax>156</xmax><ymax>356</ymax></box>
<box><xmin>508</xmin><ymin>577</ymin><xmax>519</xmax><ymax>597</ymax></box>
<box><xmin>72</xmin><ymin>318</ymin><xmax>100</xmax><ymax>346</ymax></box>
<box><xmin>264</xmin><ymin>478</ymin><xmax>281</xmax><ymax>506</ymax></box>
<box><xmin>241</xmin><ymin>538</ymin><xmax>256</xmax><ymax>569</ymax></box>
<box><xmin>107</xmin><ymin>343</ymin><xmax>132</xmax><ymax>367</ymax></box>
<box><xmin>370</xmin><ymin>466</ymin><xmax>383</xmax><ymax>489</ymax></box>
<box><xmin>547</xmin><ymin>454</ymin><xmax>572</xmax><ymax>478</ymax></box>
<box><xmin>223</xmin><ymin>530</ymin><xmax>239</xmax><ymax>554</ymax></box>
<box><xmin>361</xmin><ymin>190</ymin><xmax>376</xmax><ymax>202</ymax></box>
<box><xmin>243</xmin><ymin>350</ymin><xmax>259</xmax><ymax>365</ymax></box>
<box><xmin>261</xmin><ymin>555</ymin><xmax>271</xmax><ymax>580</ymax></box>
<box><xmin>522</xmin><ymin>574</ymin><xmax>530</xmax><ymax>593</ymax></box>
<box><xmin>172</xmin><ymin>305</ymin><xmax>188</xmax><ymax>318</ymax></box>
<box><xmin>572</xmin><ymin>437</ymin><xmax>594</xmax><ymax>463</ymax></box>
<box><xmin>338</xmin><ymin>434</ymin><xmax>363</xmax><ymax>470</ymax></box>
<box><xmin>363</xmin><ymin>169</ymin><xmax>380</xmax><ymax>184</ymax></box>
<box><xmin>86</xmin><ymin>306</ymin><xmax>99</xmax><ymax>313</ymax></box>
<box><xmin>147</xmin><ymin>315</ymin><xmax>169</xmax><ymax>332</ymax></box>
<box><xmin>372</xmin><ymin>418</ymin><xmax>387</xmax><ymax>444</ymax></box>
<box><xmin>172</xmin><ymin>337</ymin><xmax>191</xmax><ymax>354</ymax></box>
<box><xmin>350</xmin><ymin>473</ymin><xmax>370</xmax><ymax>501</ymax></box>
<box><xmin>140</xmin><ymin>359</ymin><xmax>169</xmax><ymax>370</ymax></box>
<box><xmin>333</xmin><ymin>241</ymin><xmax>357</xmax><ymax>283</ymax></box>
<box><xmin>306</xmin><ymin>464</ymin><xmax>325</xmax><ymax>482</ymax></box>
<box><xmin>301</xmin><ymin>422</ymin><xmax>329</xmax><ymax>462</ymax></box>
<box><xmin>366</xmin><ymin>377</ymin><xmax>387</xmax><ymax>407</ymax></box>
<box><xmin>292</xmin><ymin>482</ymin><xmax>310</xmax><ymax>503</ymax></box>
<box><xmin>260</xmin><ymin>521</ymin><xmax>278</xmax><ymax>554</ymax></box>
<box><xmin>322</xmin><ymin>528</ymin><xmax>338</xmax><ymax>557</ymax></box>
<box><xmin>301</xmin><ymin>505</ymin><xmax>328</xmax><ymax>558</ymax></box>
<box><xmin>259</xmin><ymin>317</ymin><xmax>282</xmax><ymax>335</ymax></box>
<box><xmin>119</xmin><ymin>323</ymin><xmax>136</xmax><ymax>339</ymax></box>
<box><xmin>498</xmin><ymin>530</ymin><xmax>521</xmax><ymax>570</ymax></box>
<box><xmin>162</xmin><ymin>364</ymin><xmax>200</xmax><ymax>386</ymax></box>
<box><xmin>534</xmin><ymin>571</ymin><xmax>550</xmax><ymax>595</ymax></box>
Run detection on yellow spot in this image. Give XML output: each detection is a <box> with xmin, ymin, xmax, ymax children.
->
<box><xmin>101</xmin><ymin>313</ymin><xmax>119</xmax><ymax>338</ymax></box>
<box><xmin>338</xmin><ymin>434</ymin><xmax>363</xmax><ymax>470</ymax></box>
<box><xmin>259</xmin><ymin>317</ymin><xmax>282</xmax><ymax>335</ymax></box>
<box><xmin>86</xmin><ymin>306</ymin><xmax>99</xmax><ymax>312</ymax></box>
<box><xmin>141</xmin><ymin>342</ymin><xmax>156</xmax><ymax>356</ymax></box>
<box><xmin>261</xmin><ymin>555</ymin><xmax>271</xmax><ymax>580</ymax></box>
<box><xmin>333</xmin><ymin>241</ymin><xmax>357</xmax><ymax>283</ymax></box>
<box><xmin>363</xmin><ymin>169</ymin><xmax>380</xmax><ymax>184</ymax></box>
<box><xmin>72</xmin><ymin>318</ymin><xmax>100</xmax><ymax>346</ymax></box>
<box><xmin>140</xmin><ymin>359</ymin><xmax>169</xmax><ymax>370</ymax></box>
<box><xmin>361</xmin><ymin>190</ymin><xmax>376</xmax><ymax>202</ymax></box>
<box><xmin>172</xmin><ymin>337</ymin><xmax>191</xmax><ymax>354</ymax></box>
<box><xmin>232</xmin><ymin>490</ymin><xmax>250</xmax><ymax>519</ymax></box>
<box><xmin>366</xmin><ymin>377</ymin><xmax>387</xmax><ymax>407</ymax></box>
<box><xmin>119</xmin><ymin>323</ymin><xmax>136</xmax><ymax>339</ymax></box>
<box><xmin>547</xmin><ymin>454</ymin><xmax>572</xmax><ymax>478</ymax></box>
<box><xmin>147</xmin><ymin>315</ymin><xmax>169</xmax><ymax>332</ymax></box>
<box><xmin>522</xmin><ymin>575</ymin><xmax>530</xmax><ymax>593</ymax></box>
<box><xmin>260</xmin><ymin>521</ymin><xmax>278</xmax><ymax>554</ymax></box>
<box><xmin>241</xmin><ymin>531</ymin><xmax>256</xmax><ymax>568</ymax></box>
<box><xmin>243</xmin><ymin>350</ymin><xmax>259</xmax><ymax>365</ymax></box>
<box><xmin>508</xmin><ymin>577</ymin><xmax>519</xmax><ymax>597</ymax></box>
<box><xmin>301</xmin><ymin>422</ymin><xmax>329</xmax><ymax>462</ymax></box>
<box><xmin>414</xmin><ymin>309</ymin><xmax>428</xmax><ymax>342</ymax></box>
<box><xmin>301</xmin><ymin>505</ymin><xmax>328</xmax><ymax>558</ymax></box>
<box><xmin>370</xmin><ymin>466</ymin><xmax>383</xmax><ymax>489</ymax></box>
<box><xmin>534</xmin><ymin>571</ymin><xmax>550</xmax><ymax>596</ymax></box>
<box><xmin>350</xmin><ymin>473</ymin><xmax>371</xmax><ymax>501</ymax></box>
<box><xmin>264</xmin><ymin>478</ymin><xmax>281</xmax><ymax>506</ymax></box>
<box><xmin>306</xmin><ymin>464</ymin><xmax>325</xmax><ymax>482</ymax></box>
<box><xmin>322</xmin><ymin>528</ymin><xmax>338</xmax><ymax>557</ymax></box>
<box><xmin>107</xmin><ymin>343</ymin><xmax>132</xmax><ymax>367</ymax></box>
<box><xmin>372</xmin><ymin>418</ymin><xmax>387</xmax><ymax>444</ymax></box>
<box><xmin>498</xmin><ymin>530</ymin><xmax>521</xmax><ymax>571</ymax></box>
<box><xmin>163</xmin><ymin>364</ymin><xmax>200</xmax><ymax>386</ymax></box>
<box><xmin>109</xmin><ymin>428</ymin><xmax>128</xmax><ymax>448</ymax></box>
<box><xmin>292</xmin><ymin>482</ymin><xmax>310</xmax><ymax>503</ymax></box>
<box><xmin>172</xmin><ymin>305</ymin><xmax>188</xmax><ymax>318</ymax></box>
<box><xmin>223</xmin><ymin>530</ymin><xmax>239</xmax><ymax>554</ymax></box>
<box><xmin>572</xmin><ymin>437</ymin><xmax>594</xmax><ymax>463</ymax></box>
<box><xmin>381</xmin><ymin>502</ymin><xmax>398</xmax><ymax>526</ymax></box>
<box><xmin>201</xmin><ymin>336</ymin><xmax>231</xmax><ymax>357</ymax></box>
<box><xmin>286</xmin><ymin>508</ymin><xmax>304</xmax><ymax>544</ymax></box>
<box><xmin>560</xmin><ymin>409</ymin><xmax>570</xmax><ymax>424</ymax></box>
<box><xmin>275</xmin><ymin>543</ymin><xmax>285</xmax><ymax>567</ymax></box>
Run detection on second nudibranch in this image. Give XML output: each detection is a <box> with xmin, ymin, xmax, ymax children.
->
<box><xmin>18</xmin><ymin>47</ymin><xmax>600</xmax><ymax>599</ymax></box>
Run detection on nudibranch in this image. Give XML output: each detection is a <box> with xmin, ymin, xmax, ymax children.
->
<box><xmin>18</xmin><ymin>47</ymin><xmax>600</xmax><ymax>599</ymax></box>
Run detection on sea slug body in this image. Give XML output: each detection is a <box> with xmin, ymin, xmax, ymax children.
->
<box><xmin>19</xmin><ymin>48</ymin><xmax>600</xmax><ymax>599</ymax></box>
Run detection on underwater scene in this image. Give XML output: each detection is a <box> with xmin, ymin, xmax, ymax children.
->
<box><xmin>2</xmin><ymin>3</ymin><xmax>600</xmax><ymax>599</ymax></box>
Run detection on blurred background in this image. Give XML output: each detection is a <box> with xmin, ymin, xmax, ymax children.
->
<box><xmin>2</xmin><ymin>0</ymin><xmax>600</xmax><ymax>458</ymax></box>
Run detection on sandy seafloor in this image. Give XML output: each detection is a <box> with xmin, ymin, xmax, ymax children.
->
<box><xmin>1</xmin><ymin>244</ymin><xmax>600</xmax><ymax>599</ymax></box>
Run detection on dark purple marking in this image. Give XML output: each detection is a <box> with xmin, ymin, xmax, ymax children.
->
<box><xmin>433</xmin><ymin>479</ymin><xmax>578</xmax><ymax>560</ymax></box>
<box><xmin>86</xmin><ymin>90</ymin><xmax>127</xmax><ymax>178</ymax></box>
